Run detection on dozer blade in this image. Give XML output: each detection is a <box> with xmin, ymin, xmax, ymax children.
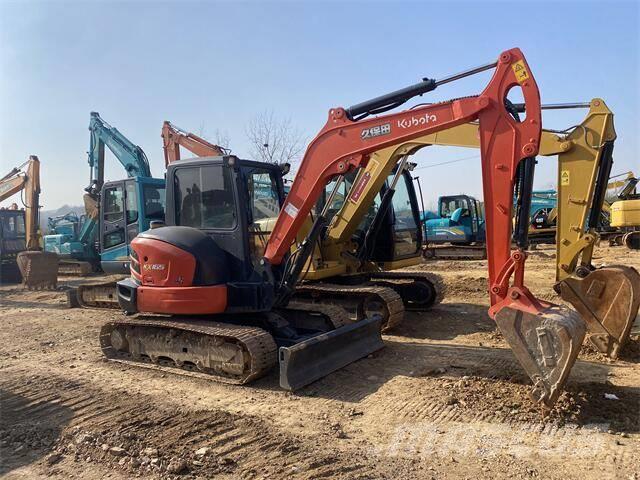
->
<box><xmin>16</xmin><ymin>251</ymin><xmax>59</xmax><ymax>289</ymax></box>
<box><xmin>558</xmin><ymin>266</ymin><xmax>640</xmax><ymax>359</ymax></box>
<box><xmin>495</xmin><ymin>305</ymin><xmax>585</xmax><ymax>408</ymax></box>
<box><xmin>279</xmin><ymin>315</ymin><xmax>384</xmax><ymax>391</ymax></box>
<box><xmin>77</xmin><ymin>281</ymin><xmax>120</xmax><ymax>309</ymax></box>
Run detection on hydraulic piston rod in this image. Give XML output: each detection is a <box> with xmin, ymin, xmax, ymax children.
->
<box><xmin>346</xmin><ymin>61</ymin><xmax>498</xmax><ymax>119</ymax></box>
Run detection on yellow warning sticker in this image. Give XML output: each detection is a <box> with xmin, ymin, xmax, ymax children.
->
<box><xmin>511</xmin><ymin>60</ymin><xmax>530</xmax><ymax>84</ymax></box>
<box><xmin>561</xmin><ymin>170</ymin><xmax>570</xmax><ymax>186</ymax></box>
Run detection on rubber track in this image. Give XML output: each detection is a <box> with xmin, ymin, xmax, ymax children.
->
<box><xmin>368</xmin><ymin>270</ymin><xmax>446</xmax><ymax>309</ymax></box>
<box><xmin>282</xmin><ymin>302</ymin><xmax>351</xmax><ymax>329</ymax></box>
<box><xmin>293</xmin><ymin>283</ymin><xmax>404</xmax><ymax>332</ymax></box>
<box><xmin>77</xmin><ymin>281</ymin><xmax>119</xmax><ymax>309</ymax></box>
<box><xmin>57</xmin><ymin>260</ymin><xmax>92</xmax><ymax>276</ymax></box>
<box><xmin>100</xmin><ymin>317</ymin><xmax>277</xmax><ymax>384</ymax></box>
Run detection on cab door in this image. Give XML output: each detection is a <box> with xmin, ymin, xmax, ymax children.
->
<box><xmin>101</xmin><ymin>181</ymin><xmax>126</xmax><ymax>256</ymax></box>
<box><xmin>389</xmin><ymin>171</ymin><xmax>422</xmax><ymax>259</ymax></box>
<box><xmin>100</xmin><ymin>179</ymin><xmax>140</xmax><ymax>272</ymax></box>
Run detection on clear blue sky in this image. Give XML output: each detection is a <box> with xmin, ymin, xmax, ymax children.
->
<box><xmin>1</xmin><ymin>0</ymin><xmax>638</xmax><ymax>211</ymax></box>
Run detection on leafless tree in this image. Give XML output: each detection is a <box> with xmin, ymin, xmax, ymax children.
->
<box><xmin>197</xmin><ymin>122</ymin><xmax>232</xmax><ymax>153</ymax></box>
<box><xmin>245</xmin><ymin>110</ymin><xmax>306</xmax><ymax>166</ymax></box>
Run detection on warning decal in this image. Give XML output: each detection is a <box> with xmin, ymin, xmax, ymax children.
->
<box><xmin>349</xmin><ymin>172</ymin><xmax>372</xmax><ymax>204</ymax></box>
<box><xmin>511</xmin><ymin>60</ymin><xmax>530</xmax><ymax>84</ymax></box>
<box><xmin>284</xmin><ymin>202</ymin><xmax>299</xmax><ymax>218</ymax></box>
<box><xmin>561</xmin><ymin>170</ymin><xmax>570</xmax><ymax>186</ymax></box>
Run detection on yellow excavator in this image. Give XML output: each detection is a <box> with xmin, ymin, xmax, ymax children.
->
<box><xmin>606</xmin><ymin>172</ymin><xmax>640</xmax><ymax>249</ymax></box>
<box><xmin>0</xmin><ymin>156</ymin><xmax>58</xmax><ymax>288</ymax></box>
<box><xmin>310</xmin><ymin>98</ymin><xmax>638</xmax><ymax>358</ymax></box>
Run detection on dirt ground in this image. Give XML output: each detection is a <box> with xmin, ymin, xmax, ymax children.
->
<box><xmin>1</xmin><ymin>244</ymin><xmax>639</xmax><ymax>480</ymax></box>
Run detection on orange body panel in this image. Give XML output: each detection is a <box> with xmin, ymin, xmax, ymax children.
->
<box><xmin>131</xmin><ymin>236</ymin><xmax>197</xmax><ymax>287</ymax></box>
<box><xmin>137</xmin><ymin>284</ymin><xmax>227</xmax><ymax>314</ymax></box>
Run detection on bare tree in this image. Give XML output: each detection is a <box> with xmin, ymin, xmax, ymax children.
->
<box><xmin>245</xmin><ymin>110</ymin><xmax>306</xmax><ymax>165</ymax></box>
<box><xmin>197</xmin><ymin>122</ymin><xmax>232</xmax><ymax>153</ymax></box>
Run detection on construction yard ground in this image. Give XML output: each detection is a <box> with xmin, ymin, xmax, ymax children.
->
<box><xmin>1</xmin><ymin>244</ymin><xmax>639</xmax><ymax>480</ymax></box>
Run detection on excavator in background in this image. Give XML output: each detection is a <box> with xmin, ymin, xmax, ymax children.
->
<box><xmin>161</xmin><ymin>121</ymin><xmax>228</xmax><ymax>166</ymax></box>
<box><xmin>60</xmin><ymin>113</ymin><xmax>166</xmax><ymax>308</ymax></box>
<box><xmin>422</xmin><ymin>194</ymin><xmax>486</xmax><ymax>258</ymax></box>
<box><xmin>422</xmin><ymin>188</ymin><xmax>557</xmax><ymax>259</ymax></box>
<box><xmin>0</xmin><ymin>156</ymin><xmax>58</xmax><ymax>287</ymax></box>
<box><xmin>46</xmin><ymin>112</ymin><xmax>166</xmax><ymax>277</ymax></box>
<box><xmin>106</xmin><ymin>48</ymin><xmax>585</xmax><ymax>407</ymax></box>
<box><xmin>607</xmin><ymin>173</ymin><xmax>640</xmax><ymax>249</ymax></box>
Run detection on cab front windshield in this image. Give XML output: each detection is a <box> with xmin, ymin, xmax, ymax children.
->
<box><xmin>439</xmin><ymin>197</ymin><xmax>470</xmax><ymax>218</ymax></box>
<box><xmin>0</xmin><ymin>212</ymin><xmax>26</xmax><ymax>238</ymax></box>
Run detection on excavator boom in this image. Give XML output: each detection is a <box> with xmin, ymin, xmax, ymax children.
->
<box><xmin>161</xmin><ymin>121</ymin><xmax>228</xmax><ymax>166</ymax></box>
<box><xmin>263</xmin><ymin>48</ymin><xmax>583</xmax><ymax>406</ymax></box>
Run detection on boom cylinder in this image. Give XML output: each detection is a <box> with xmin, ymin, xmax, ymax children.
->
<box><xmin>346</xmin><ymin>61</ymin><xmax>497</xmax><ymax>119</ymax></box>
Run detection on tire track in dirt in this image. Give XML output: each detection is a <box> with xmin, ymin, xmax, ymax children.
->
<box><xmin>1</xmin><ymin>371</ymin><xmax>422</xmax><ymax>479</ymax></box>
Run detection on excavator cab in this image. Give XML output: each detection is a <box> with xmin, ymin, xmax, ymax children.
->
<box><xmin>0</xmin><ymin>208</ymin><xmax>26</xmax><ymax>283</ymax></box>
<box><xmin>425</xmin><ymin>195</ymin><xmax>485</xmax><ymax>244</ymax></box>
<box><xmin>164</xmin><ymin>156</ymin><xmax>286</xmax><ymax>298</ymax></box>
<box><xmin>117</xmin><ymin>155</ymin><xmax>289</xmax><ymax>313</ymax></box>
<box><xmin>99</xmin><ymin>177</ymin><xmax>166</xmax><ymax>274</ymax></box>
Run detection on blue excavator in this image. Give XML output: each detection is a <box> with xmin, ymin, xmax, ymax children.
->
<box><xmin>422</xmin><ymin>189</ymin><xmax>560</xmax><ymax>259</ymax></box>
<box><xmin>44</xmin><ymin>112</ymin><xmax>165</xmax><ymax>275</ymax></box>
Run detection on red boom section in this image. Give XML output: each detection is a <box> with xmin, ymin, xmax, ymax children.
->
<box><xmin>264</xmin><ymin>49</ymin><xmax>542</xmax><ymax>328</ymax></box>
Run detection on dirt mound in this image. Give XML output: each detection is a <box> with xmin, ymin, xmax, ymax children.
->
<box><xmin>409</xmin><ymin>370</ymin><xmax>639</xmax><ymax>432</ymax></box>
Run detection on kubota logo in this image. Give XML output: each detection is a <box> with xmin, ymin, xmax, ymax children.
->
<box><xmin>143</xmin><ymin>263</ymin><xmax>166</xmax><ymax>271</ymax></box>
<box><xmin>397</xmin><ymin>113</ymin><xmax>437</xmax><ymax>129</ymax></box>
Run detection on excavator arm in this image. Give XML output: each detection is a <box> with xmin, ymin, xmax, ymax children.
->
<box><xmin>161</xmin><ymin>121</ymin><xmax>228</xmax><ymax>166</ymax></box>
<box><xmin>263</xmin><ymin>48</ymin><xmax>584</xmax><ymax>407</ymax></box>
<box><xmin>336</xmin><ymin>99</ymin><xmax>636</xmax><ymax>359</ymax></box>
<box><xmin>87</xmin><ymin>112</ymin><xmax>152</xmax><ymax>195</ymax></box>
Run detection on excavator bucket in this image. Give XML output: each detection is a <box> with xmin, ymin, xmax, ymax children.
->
<box><xmin>558</xmin><ymin>266</ymin><xmax>640</xmax><ymax>359</ymax></box>
<box><xmin>16</xmin><ymin>251</ymin><xmax>59</xmax><ymax>289</ymax></box>
<box><xmin>279</xmin><ymin>315</ymin><xmax>384</xmax><ymax>390</ymax></box>
<box><xmin>495</xmin><ymin>305</ymin><xmax>585</xmax><ymax>408</ymax></box>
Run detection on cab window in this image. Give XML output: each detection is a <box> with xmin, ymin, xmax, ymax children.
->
<box><xmin>143</xmin><ymin>185</ymin><xmax>166</xmax><ymax>220</ymax></box>
<box><xmin>175</xmin><ymin>165</ymin><xmax>236</xmax><ymax>229</ymax></box>
<box><xmin>248</xmin><ymin>172</ymin><xmax>280</xmax><ymax>222</ymax></box>
<box><xmin>439</xmin><ymin>197</ymin><xmax>469</xmax><ymax>218</ymax></box>
<box><xmin>125</xmin><ymin>182</ymin><xmax>139</xmax><ymax>225</ymax></box>
<box><xmin>103</xmin><ymin>185</ymin><xmax>124</xmax><ymax>223</ymax></box>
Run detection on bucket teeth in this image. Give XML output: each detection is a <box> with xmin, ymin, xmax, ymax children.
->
<box><xmin>558</xmin><ymin>266</ymin><xmax>640</xmax><ymax>359</ymax></box>
<box><xmin>495</xmin><ymin>305</ymin><xmax>585</xmax><ymax>408</ymax></box>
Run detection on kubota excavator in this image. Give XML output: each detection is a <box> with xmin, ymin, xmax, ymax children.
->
<box><xmin>159</xmin><ymin>121</ymin><xmax>442</xmax><ymax>332</ymax></box>
<box><xmin>362</xmin><ymin>98</ymin><xmax>638</xmax><ymax>358</ymax></box>
<box><xmin>104</xmin><ymin>48</ymin><xmax>585</xmax><ymax>407</ymax></box>
<box><xmin>0</xmin><ymin>156</ymin><xmax>58</xmax><ymax>287</ymax></box>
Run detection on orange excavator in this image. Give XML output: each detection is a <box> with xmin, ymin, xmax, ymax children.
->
<box><xmin>104</xmin><ymin>48</ymin><xmax>585</xmax><ymax>407</ymax></box>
